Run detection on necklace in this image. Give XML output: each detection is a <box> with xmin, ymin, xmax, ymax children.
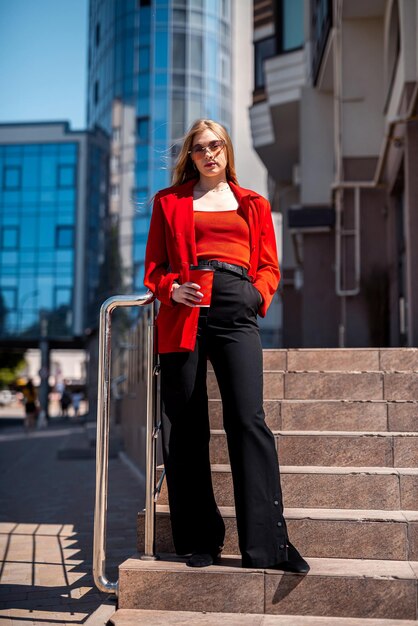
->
<box><xmin>195</xmin><ymin>184</ymin><xmax>230</xmax><ymax>193</ymax></box>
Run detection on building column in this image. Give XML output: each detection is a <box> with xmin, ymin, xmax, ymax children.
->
<box><xmin>404</xmin><ymin>118</ymin><xmax>418</xmax><ymax>345</ymax></box>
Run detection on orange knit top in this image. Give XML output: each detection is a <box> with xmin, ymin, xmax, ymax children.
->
<box><xmin>194</xmin><ymin>209</ymin><xmax>250</xmax><ymax>269</ymax></box>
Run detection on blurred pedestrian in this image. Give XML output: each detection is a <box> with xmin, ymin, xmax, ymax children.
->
<box><xmin>71</xmin><ymin>389</ymin><xmax>83</xmax><ymax>420</ymax></box>
<box><xmin>60</xmin><ymin>386</ymin><xmax>72</xmax><ymax>418</ymax></box>
<box><xmin>22</xmin><ymin>379</ymin><xmax>38</xmax><ymax>431</ymax></box>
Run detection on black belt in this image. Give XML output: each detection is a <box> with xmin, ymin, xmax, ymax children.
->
<box><xmin>195</xmin><ymin>259</ymin><xmax>249</xmax><ymax>279</ymax></box>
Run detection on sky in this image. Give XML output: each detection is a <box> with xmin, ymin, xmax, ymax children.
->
<box><xmin>0</xmin><ymin>0</ymin><xmax>88</xmax><ymax>130</ymax></box>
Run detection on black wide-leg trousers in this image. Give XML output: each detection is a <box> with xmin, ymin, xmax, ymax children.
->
<box><xmin>159</xmin><ymin>270</ymin><xmax>288</xmax><ymax>568</ymax></box>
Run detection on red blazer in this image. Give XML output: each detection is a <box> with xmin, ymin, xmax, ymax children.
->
<box><xmin>144</xmin><ymin>179</ymin><xmax>281</xmax><ymax>353</ymax></box>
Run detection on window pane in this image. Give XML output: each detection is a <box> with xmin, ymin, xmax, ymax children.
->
<box><xmin>56</xmin><ymin>226</ymin><xmax>74</xmax><ymax>248</ymax></box>
<box><xmin>173</xmin><ymin>33</ymin><xmax>186</xmax><ymax>70</ymax></box>
<box><xmin>54</xmin><ymin>287</ymin><xmax>71</xmax><ymax>307</ymax></box>
<box><xmin>3</xmin><ymin>166</ymin><xmax>21</xmax><ymax>189</ymax></box>
<box><xmin>22</xmin><ymin>157</ymin><xmax>39</xmax><ymax>188</ymax></box>
<box><xmin>136</xmin><ymin>117</ymin><xmax>149</xmax><ymax>143</ymax></box>
<box><xmin>189</xmin><ymin>98</ymin><xmax>202</xmax><ymax>126</ymax></box>
<box><xmin>58</xmin><ymin>165</ymin><xmax>75</xmax><ymax>188</ymax></box>
<box><xmin>20</xmin><ymin>217</ymin><xmax>37</xmax><ymax>249</ymax></box>
<box><xmin>283</xmin><ymin>0</ymin><xmax>304</xmax><ymax>51</ymax></box>
<box><xmin>173</xmin><ymin>73</ymin><xmax>186</xmax><ymax>87</ymax></box>
<box><xmin>1</xmin><ymin>251</ymin><xmax>18</xmax><ymax>265</ymax></box>
<box><xmin>139</xmin><ymin>46</ymin><xmax>150</xmax><ymax>72</ymax></box>
<box><xmin>40</xmin><ymin>156</ymin><xmax>56</xmax><ymax>188</ymax></box>
<box><xmin>190</xmin><ymin>11</ymin><xmax>203</xmax><ymax>27</ymax></box>
<box><xmin>190</xmin><ymin>35</ymin><xmax>203</xmax><ymax>73</ymax></box>
<box><xmin>3</xmin><ymin>190</ymin><xmax>20</xmax><ymax>206</ymax></box>
<box><xmin>58</xmin><ymin>143</ymin><xmax>77</xmax><ymax>163</ymax></box>
<box><xmin>2</xmin><ymin>227</ymin><xmax>19</xmax><ymax>248</ymax></box>
<box><xmin>171</xmin><ymin>97</ymin><xmax>185</xmax><ymax>137</ymax></box>
<box><xmin>155</xmin><ymin>32</ymin><xmax>168</xmax><ymax>68</ymax></box>
<box><xmin>254</xmin><ymin>37</ymin><xmax>276</xmax><ymax>89</ymax></box>
<box><xmin>57</xmin><ymin>189</ymin><xmax>75</xmax><ymax>204</ymax></box>
<box><xmin>190</xmin><ymin>75</ymin><xmax>202</xmax><ymax>89</ymax></box>
<box><xmin>38</xmin><ymin>216</ymin><xmax>55</xmax><ymax>248</ymax></box>
<box><xmin>173</xmin><ymin>9</ymin><xmax>186</xmax><ymax>24</ymax></box>
<box><xmin>2</xmin><ymin>288</ymin><xmax>17</xmax><ymax>310</ymax></box>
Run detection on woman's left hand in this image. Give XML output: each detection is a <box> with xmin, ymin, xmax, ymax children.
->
<box><xmin>171</xmin><ymin>282</ymin><xmax>204</xmax><ymax>306</ymax></box>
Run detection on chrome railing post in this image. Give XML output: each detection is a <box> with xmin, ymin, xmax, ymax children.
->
<box><xmin>141</xmin><ymin>316</ymin><xmax>159</xmax><ymax>560</ymax></box>
<box><xmin>93</xmin><ymin>293</ymin><xmax>156</xmax><ymax>595</ymax></box>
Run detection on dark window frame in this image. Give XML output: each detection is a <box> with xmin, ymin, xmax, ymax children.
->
<box><xmin>53</xmin><ymin>286</ymin><xmax>72</xmax><ymax>309</ymax></box>
<box><xmin>311</xmin><ymin>0</ymin><xmax>333</xmax><ymax>85</ymax></box>
<box><xmin>136</xmin><ymin>116</ymin><xmax>149</xmax><ymax>144</ymax></box>
<box><xmin>3</xmin><ymin>165</ymin><xmax>22</xmax><ymax>190</ymax></box>
<box><xmin>1</xmin><ymin>226</ymin><xmax>19</xmax><ymax>249</ymax></box>
<box><xmin>1</xmin><ymin>287</ymin><xmax>17</xmax><ymax>311</ymax></box>
<box><xmin>57</xmin><ymin>164</ymin><xmax>75</xmax><ymax>189</ymax></box>
<box><xmin>95</xmin><ymin>21</ymin><xmax>101</xmax><ymax>47</ymax></box>
<box><xmin>55</xmin><ymin>225</ymin><xmax>74</xmax><ymax>249</ymax></box>
<box><xmin>275</xmin><ymin>0</ymin><xmax>305</xmax><ymax>56</ymax></box>
<box><xmin>254</xmin><ymin>36</ymin><xmax>276</xmax><ymax>90</ymax></box>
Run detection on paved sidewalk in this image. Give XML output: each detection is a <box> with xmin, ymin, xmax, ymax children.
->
<box><xmin>0</xmin><ymin>422</ymin><xmax>143</xmax><ymax>625</ymax></box>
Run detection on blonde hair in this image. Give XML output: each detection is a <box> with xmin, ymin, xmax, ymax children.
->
<box><xmin>172</xmin><ymin>119</ymin><xmax>238</xmax><ymax>186</ymax></box>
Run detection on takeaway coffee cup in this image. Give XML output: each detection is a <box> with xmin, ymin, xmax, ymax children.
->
<box><xmin>189</xmin><ymin>266</ymin><xmax>215</xmax><ymax>307</ymax></box>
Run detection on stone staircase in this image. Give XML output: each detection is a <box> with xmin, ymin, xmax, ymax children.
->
<box><xmin>110</xmin><ymin>349</ymin><xmax>418</xmax><ymax>625</ymax></box>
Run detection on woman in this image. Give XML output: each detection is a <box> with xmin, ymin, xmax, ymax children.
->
<box><xmin>144</xmin><ymin>119</ymin><xmax>309</xmax><ymax>573</ymax></box>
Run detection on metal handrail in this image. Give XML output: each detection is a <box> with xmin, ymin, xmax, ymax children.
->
<box><xmin>93</xmin><ymin>292</ymin><xmax>157</xmax><ymax>596</ymax></box>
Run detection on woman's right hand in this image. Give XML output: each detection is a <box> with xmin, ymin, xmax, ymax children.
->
<box><xmin>171</xmin><ymin>282</ymin><xmax>203</xmax><ymax>306</ymax></box>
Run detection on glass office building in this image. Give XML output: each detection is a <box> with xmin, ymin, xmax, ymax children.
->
<box><xmin>87</xmin><ymin>0</ymin><xmax>233</xmax><ymax>290</ymax></box>
<box><xmin>0</xmin><ymin>123</ymin><xmax>108</xmax><ymax>345</ymax></box>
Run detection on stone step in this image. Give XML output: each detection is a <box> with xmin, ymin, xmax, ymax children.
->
<box><xmin>118</xmin><ymin>554</ymin><xmax>418</xmax><ymax>620</ymax></box>
<box><xmin>110</xmin><ymin>608</ymin><xmax>418</xmax><ymax>625</ymax></box>
<box><xmin>156</xmin><ymin>465</ymin><xmax>418</xmax><ymax>511</ymax></box>
<box><xmin>208</xmin><ymin>371</ymin><xmax>418</xmax><ymax>401</ymax></box>
<box><xmin>208</xmin><ymin>399</ymin><xmax>418</xmax><ymax>432</ymax></box>
<box><xmin>258</xmin><ymin>348</ymin><xmax>418</xmax><ymax>373</ymax></box>
<box><xmin>137</xmin><ymin>506</ymin><xmax>418</xmax><ymax>561</ymax></box>
<box><xmin>209</xmin><ymin>431</ymin><xmax>418</xmax><ymax>467</ymax></box>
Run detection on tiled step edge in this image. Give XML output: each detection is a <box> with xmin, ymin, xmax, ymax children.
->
<box><xmin>210</xmin><ymin>348</ymin><xmax>418</xmax><ymax>373</ymax></box>
<box><xmin>157</xmin><ymin>464</ymin><xmax>418</xmax><ymax>510</ymax></box>
<box><xmin>118</xmin><ymin>554</ymin><xmax>418</xmax><ymax>619</ymax></box>
<box><xmin>138</xmin><ymin>506</ymin><xmax>418</xmax><ymax>561</ymax></box>
<box><xmin>208</xmin><ymin>401</ymin><xmax>418</xmax><ymax>432</ymax></box>
<box><xmin>210</xmin><ymin>430</ymin><xmax>418</xmax><ymax>467</ymax></box>
<box><xmin>110</xmin><ymin>608</ymin><xmax>418</xmax><ymax>626</ymax></box>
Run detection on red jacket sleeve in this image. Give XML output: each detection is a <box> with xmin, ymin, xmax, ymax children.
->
<box><xmin>144</xmin><ymin>193</ymin><xmax>180</xmax><ymax>307</ymax></box>
<box><xmin>252</xmin><ymin>198</ymin><xmax>281</xmax><ymax>317</ymax></box>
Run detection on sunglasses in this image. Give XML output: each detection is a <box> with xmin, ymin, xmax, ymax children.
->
<box><xmin>188</xmin><ymin>139</ymin><xmax>226</xmax><ymax>158</ymax></box>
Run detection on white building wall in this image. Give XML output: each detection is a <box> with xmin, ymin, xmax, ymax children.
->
<box><xmin>300</xmin><ymin>87</ymin><xmax>334</xmax><ymax>204</ymax></box>
<box><xmin>232</xmin><ymin>0</ymin><xmax>268</xmax><ymax>197</ymax></box>
<box><xmin>342</xmin><ymin>18</ymin><xmax>385</xmax><ymax>157</ymax></box>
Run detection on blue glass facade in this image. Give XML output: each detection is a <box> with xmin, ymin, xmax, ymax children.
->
<box><xmin>0</xmin><ymin>142</ymin><xmax>77</xmax><ymax>339</ymax></box>
<box><xmin>87</xmin><ymin>0</ymin><xmax>233</xmax><ymax>291</ymax></box>
<box><xmin>0</xmin><ymin>124</ymin><xmax>109</xmax><ymax>343</ymax></box>
<box><xmin>84</xmin><ymin>141</ymin><xmax>110</xmax><ymax>330</ymax></box>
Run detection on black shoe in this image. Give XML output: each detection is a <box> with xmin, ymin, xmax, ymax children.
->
<box><xmin>186</xmin><ymin>547</ymin><xmax>223</xmax><ymax>568</ymax></box>
<box><xmin>187</xmin><ymin>553</ymin><xmax>214</xmax><ymax>567</ymax></box>
<box><xmin>273</xmin><ymin>542</ymin><xmax>310</xmax><ymax>574</ymax></box>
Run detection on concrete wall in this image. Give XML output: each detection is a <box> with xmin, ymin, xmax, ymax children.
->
<box><xmin>342</xmin><ymin>18</ymin><xmax>385</xmax><ymax>158</ymax></box>
<box><xmin>300</xmin><ymin>87</ymin><xmax>334</xmax><ymax>205</ymax></box>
